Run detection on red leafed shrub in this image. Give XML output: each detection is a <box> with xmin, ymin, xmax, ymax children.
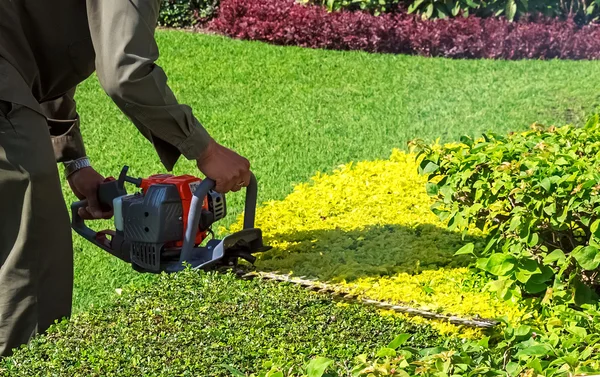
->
<box><xmin>206</xmin><ymin>0</ymin><xmax>600</xmax><ymax>59</ymax></box>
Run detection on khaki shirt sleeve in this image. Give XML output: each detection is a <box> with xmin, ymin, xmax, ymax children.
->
<box><xmin>41</xmin><ymin>88</ymin><xmax>87</xmax><ymax>163</ymax></box>
<box><xmin>85</xmin><ymin>0</ymin><xmax>212</xmax><ymax>167</ymax></box>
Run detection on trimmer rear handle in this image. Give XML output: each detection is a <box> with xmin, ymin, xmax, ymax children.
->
<box><xmin>179</xmin><ymin>173</ymin><xmax>258</xmax><ymax>263</ymax></box>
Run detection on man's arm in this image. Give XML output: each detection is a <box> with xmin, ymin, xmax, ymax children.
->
<box><xmin>85</xmin><ymin>0</ymin><xmax>211</xmax><ymax>171</ymax></box>
<box><xmin>85</xmin><ymin>0</ymin><xmax>252</xmax><ymax>193</ymax></box>
<box><xmin>42</xmin><ymin>88</ymin><xmax>87</xmax><ymax>163</ymax></box>
<box><xmin>41</xmin><ymin>89</ymin><xmax>115</xmax><ymax>219</ymax></box>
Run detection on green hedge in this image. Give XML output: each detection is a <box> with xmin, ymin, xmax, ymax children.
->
<box><xmin>300</xmin><ymin>0</ymin><xmax>600</xmax><ymax>22</ymax></box>
<box><xmin>158</xmin><ymin>0</ymin><xmax>219</xmax><ymax>27</ymax></box>
<box><xmin>412</xmin><ymin>114</ymin><xmax>600</xmax><ymax>305</ymax></box>
<box><xmin>0</xmin><ymin>269</ymin><xmax>450</xmax><ymax>376</ymax></box>
<box><xmin>159</xmin><ymin>0</ymin><xmax>600</xmax><ymax>27</ymax></box>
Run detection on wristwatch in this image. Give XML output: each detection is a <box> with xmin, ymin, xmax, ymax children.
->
<box><xmin>63</xmin><ymin>156</ymin><xmax>91</xmax><ymax>178</ymax></box>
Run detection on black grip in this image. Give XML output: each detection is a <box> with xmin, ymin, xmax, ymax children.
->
<box><xmin>71</xmin><ymin>200</ymin><xmax>113</xmax><ymax>254</ymax></box>
<box><xmin>97</xmin><ymin>180</ymin><xmax>127</xmax><ymax>211</ymax></box>
<box><xmin>179</xmin><ymin>173</ymin><xmax>259</xmax><ymax>264</ymax></box>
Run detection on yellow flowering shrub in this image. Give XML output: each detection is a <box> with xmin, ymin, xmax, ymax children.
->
<box><xmin>226</xmin><ymin>149</ymin><xmax>526</xmax><ymax>334</ymax></box>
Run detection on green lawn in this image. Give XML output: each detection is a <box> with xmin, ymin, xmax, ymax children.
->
<box><xmin>68</xmin><ymin>29</ymin><xmax>600</xmax><ymax>313</ymax></box>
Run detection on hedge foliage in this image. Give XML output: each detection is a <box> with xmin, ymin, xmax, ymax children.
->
<box><xmin>226</xmin><ymin>150</ymin><xmax>524</xmax><ymax>335</ymax></box>
<box><xmin>412</xmin><ymin>115</ymin><xmax>600</xmax><ymax>308</ymax></box>
<box><xmin>158</xmin><ymin>0</ymin><xmax>218</xmax><ymax>27</ymax></box>
<box><xmin>162</xmin><ymin>0</ymin><xmax>600</xmax><ymax>25</ymax></box>
<box><xmin>302</xmin><ymin>0</ymin><xmax>600</xmax><ymax>23</ymax></box>
<box><xmin>237</xmin><ymin>300</ymin><xmax>600</xmax><ymax>376</ymax></box>
<box><xmin>0</xmin><ymin>270</ymin><xmax>448</xmax><ymax>376</ymax></box>
<box><xmin>208</xmin><ymin>0</ymin><xmax>600</xmax><ymax>60</ymax></box>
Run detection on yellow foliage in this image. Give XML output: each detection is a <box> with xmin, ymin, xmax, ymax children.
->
<box><xmin>226</xmin><ymin>149</ymin><xmax>525</xmax><ymax>335</ymax></box>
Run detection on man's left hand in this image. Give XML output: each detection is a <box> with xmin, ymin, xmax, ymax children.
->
<box><xmin>67</xmin><ymin>167</ymin><xmax>114</xmax><ymax>220</ymax></box>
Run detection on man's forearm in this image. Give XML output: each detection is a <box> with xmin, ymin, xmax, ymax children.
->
<box><xmin>86</xmin><ymin>0</ymin><xmax>212</xmax><ymax>165</ymax></box>
<box><xmin>40</xmin><ymin>88</ymin><xmax>87</xmax><ymax>163</ymax></box>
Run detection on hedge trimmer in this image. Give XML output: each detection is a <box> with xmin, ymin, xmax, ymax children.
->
<box><xmin>71</xmin><ymin>166</ymin><xmax>499</xmax><ymax>329</ymax></box>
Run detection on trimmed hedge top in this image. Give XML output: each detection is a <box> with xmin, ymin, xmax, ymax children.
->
<box><xmin>0</xmin><ymin>270</ymin><xmax>448</xmax><ymax>376</ymax></box>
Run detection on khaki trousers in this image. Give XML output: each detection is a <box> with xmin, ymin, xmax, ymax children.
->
<box><xmin>0</xmin><ymin>100</ymin><xmax>73</xmax><ymax>357</ymax></box>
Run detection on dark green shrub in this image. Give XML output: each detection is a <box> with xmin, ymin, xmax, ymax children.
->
<box><xmin>158</xmin><ymin>0</ymin><xmax>219</xmax><ymax>28</ymax></box>
<box><xmin>0</xmin><ymin>269</ymin><xmax>449</xmax><ymax>376</ymax></box>
<box><xmin>299</xmin><ymin>0</ymin><xmax>600</xmax><ymax>23</ymax></box>
<box><xmin>411</xmin><ymin>114</ymin><xmax>600</xmax><ymax>306</ymax></box>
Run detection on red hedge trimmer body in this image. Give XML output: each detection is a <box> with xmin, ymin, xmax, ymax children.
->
<box><xmin>71</xmin><ymin>166</ymin><xmax>270</xmax><ymax>274</ymax></box>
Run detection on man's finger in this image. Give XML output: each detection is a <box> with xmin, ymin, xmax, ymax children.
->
<box><xmin>214</xmin><ymin>179</ymin><xmax>226</xmax><ymax>194</ymax></box>
<box><xmin>241</xmin><ymin>170</ymin><xmax>252</xmax><ymax>187</ymax></box>
<box><xmin>78</xmin><ymin>207</ymin><xmax>95</xmax><ymax>220</ymax></box>
<box><xmin>86</xmin><ymin>193</ymin><xmax>104</xmax><ymax>219</ymax></box>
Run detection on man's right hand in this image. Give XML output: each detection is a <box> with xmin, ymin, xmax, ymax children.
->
<box><xmin>196</xmin><ymin>138</ymin><xmax>251</xmax><ymax>193</ymax></box>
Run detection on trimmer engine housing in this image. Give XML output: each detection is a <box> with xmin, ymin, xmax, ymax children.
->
<box><xmin>71</xmin><ymin>166</ymin><xmax>269</xmax><ymax>273</ymax></box>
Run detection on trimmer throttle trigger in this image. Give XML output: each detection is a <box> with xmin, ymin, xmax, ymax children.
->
<box><xmin>97</xmin><ymin>176</ymin><xmax>127</xmax><ymax>211</ymax></box>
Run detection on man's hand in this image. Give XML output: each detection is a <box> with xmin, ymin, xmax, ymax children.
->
<box><xmin>67</xmin><ymin>167</ymin><xmax>114</xmax><ymax>220</ymax></box>
<box><xmin>196</xmin><ymin>138</ymin><xmax>251</xmax><ymax>193</ymax></box>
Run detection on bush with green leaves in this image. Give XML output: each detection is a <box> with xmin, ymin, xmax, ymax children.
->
<box><xmin>0</xmin><ymin>269</ymin><xmax>449</xmax><ymax>376</ymax></box>
<box><xmin>299</xmin><ymin>0</ymin><xmax>600</xmax><ymax>23</ymax></box>
<box><xmin>410</xmin><ymin>114</ymin><xmax>600</xmax><ymax>308</ymax></box>
<box><xmin>158</xmin><ymin>0</ymin><xmax>219</xmax><ymax>28</ymax></box>
<box><xmin>242</xmin><ymin>302</ymin><xmax>600</xmax><ymax>376</ymax></box>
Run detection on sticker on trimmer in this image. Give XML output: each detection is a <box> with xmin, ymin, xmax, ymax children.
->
<box><xmin>189</xmin><ymin>180</ymin><xmax>202</xmax><ymax>195</ymax></box>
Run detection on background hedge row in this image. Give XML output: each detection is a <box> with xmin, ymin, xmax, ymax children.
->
<box><xmin>159</xmin><ymin>0</ymin><xmax>600</xmax><ymax>60</ymax></box>
<box><xmin>159</xmin><ymin>0</ymin><xmax>600</xmax><ymax>25</ymax></box>
<box><xmin>207</xmin><ymin>0</ymin><xmax>600</xmax><ymax>60</ymax></box>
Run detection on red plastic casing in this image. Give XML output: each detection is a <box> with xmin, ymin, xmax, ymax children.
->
<box><xmin>138</xmin><ymin>174</ymin><xmax>209</xmax><ymax>247</ymax></box>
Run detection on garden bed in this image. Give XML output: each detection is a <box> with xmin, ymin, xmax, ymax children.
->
<box><xmin>204</xmin><ymin>0</ymin><xmax>600</xmax><ymax>60</ymax></box>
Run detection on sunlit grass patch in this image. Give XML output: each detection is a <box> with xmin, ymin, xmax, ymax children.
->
<box><xmin>227</xmin><ymin>149</ymin><xmax>527</xmax><ymax>334</ymax></box>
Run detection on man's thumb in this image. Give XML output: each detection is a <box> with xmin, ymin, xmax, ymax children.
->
<box><xmin>86</xmin><ymin>195</ymin><xmax>103</xmax><ymax>219</ymax></box>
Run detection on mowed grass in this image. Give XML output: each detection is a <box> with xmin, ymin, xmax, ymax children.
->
<box><xmin>67</xmin><ymin>29</ymin><xmax>600</xmax><ymax>313</ymax></box>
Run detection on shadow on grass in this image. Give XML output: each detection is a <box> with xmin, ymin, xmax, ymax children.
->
<box><xmin>253</xmin><ymin>223</ymin><xmax>485</xmax><ymax>283</ymax></box>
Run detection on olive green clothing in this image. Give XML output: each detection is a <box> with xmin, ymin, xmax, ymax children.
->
<box><xmin>0</xmin><ymin>0</ymin><xmax>211</xmax><ymax>170</ymax></box>
<box><xmin>0</xmin><ymin>0</ymin><xmax>214</xmax><ymax>357</ymax></box>
<box><xmin>0</xmin><ymin>95</ymin><xmax>74</xmax><ymax>358</ymax></box>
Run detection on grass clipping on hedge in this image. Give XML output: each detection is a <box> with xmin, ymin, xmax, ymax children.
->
<box><xmin>0</xmin><ymin>270</ymin><xmax>447</xmax><ymax>376</ymax></box>
<box><xmin>227</xmin><ymin>149</ymin><xmax>526</xmax><ymax>334</ymax></box>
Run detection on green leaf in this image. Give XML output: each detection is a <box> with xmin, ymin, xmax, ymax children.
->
<box><xmin>425</xmin><ymin>2</ymin><xmax>434</xmax><ymax>18</ymax></box>
<box><xmin>544</xmin><ymin>249</ymin><xmax>566</xmax><ymax>265</ymax></box>
<box><xmin>509</xmin><ymin>215</ymin><xmax>521</xmax><ymax>231</ymax></box>
<box><xmin>568</xmin><ymin>326</ymin><xmax>587</xmax><ymax>339</ymax></box>
<box><xmin>426</xmin><ymin>182</ymin><xmax>439</xmax><ymax>196</ymax></box>
<box><xmin>540</xmin><ymin>177</ymin><xmax>552</xmax><ymax>192</ymax></box>
<box><xmin>306</xmin><ymin>357</ymin><xmax>334</xmax><ymax>377</ymax></box>
<box><xmin>506</xmin><ymin>362</ymin><xmax>520</xmax><ymax>376</ymax></box>
<box><xmin>419</xmin><ymin>160</ymin><xmax>439</xmax><ymax>175</ymax></box>
<box><xmin>388</xmin><ymin>333</ymin><xmax>411</xmax><ymax>349</ymax></box>
<box><xmin>543</xmin><ymin>202</ymin><xmax>556</xmax><ymax>216</ymax></box>
<box><xmin>572</xmin><ymin>245</ymin><xmax>600</xmax><ymax>270</ymax></box>
<box><xmin>485</xmin><ymin>253</ymin><xmax>517</xmax><ymax>276</ymax></box>
<box><xmin>515</xmin><ymin>344</ymin><xmax>550</xmax><ymax>358</ymax></box>
<box><xmin>591</xmin><ymin>219</ymin><xmax>600</xmax><ymax>237</ymax></box>
<box><xmin>574</xmin><ymin>279</ymin><xmax>595</xmax><ymax>306</ymax></box>
<box><xmin>376</xmin><ymin>347</ymin><xmax>397</xmax><ymax>357</ymax></box>
<box><xmin>525</xmin><ymin>280</ymin><xmax>548</xmax><ymax>294</ymax></box>
<box><xmin>514</xmin><ymin>325</ymin><xmax>531</xmax><ymax>337</ymax></box>
<box><xmin>220</xmin><ymin>365</ymin><xmax>246</xmax><ymax>377</ymax></box>
<box><xmin>408</xmin><ymin>0</ymin><xmax>425</xmax><ymax>12</ymax></box>
<box><xmin>506</xmin><ymin>0</ymin><xmax>517</xmax><ymax>21</ymax></box>
<box><xmin>527</xmin><ymin>232</ymin><xmax>539</xmax><ymax>247</ymax></box>
<box><xmin>527</xmin><ymin>358</ymin><xmax>543</xmax><ymax>374</ymax></box>
<box><xmin>454</xmin><ymin>243</ymin><xmax>475</xmax><ymax>256</ymax></box>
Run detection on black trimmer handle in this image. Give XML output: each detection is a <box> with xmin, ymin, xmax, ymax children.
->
<box><xmin>180</xmin><ymin>173</ymin><xmax>259</xmax><ymax>262</ymax></box>
<box><xmin>71</xmin><ymin>199</ymin><xmax>113</xmax><ymax>253</ymax></box>
<box><xmin>70</xmin><ymin>178</ymin><xmax>127</xmax><ymax>253</ymax></box>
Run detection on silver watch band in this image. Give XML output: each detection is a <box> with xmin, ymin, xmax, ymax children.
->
<box><xmin>63</xmin><ymin>156</ymin><xmax>91</xmax><ymax>178</ymax></box>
